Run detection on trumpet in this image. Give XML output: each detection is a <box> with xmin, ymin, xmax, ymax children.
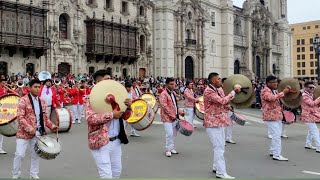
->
<box><xmin>54</xmin><ymin>79</ymin><xmax>61</xmax><ymax>86</ymax></box>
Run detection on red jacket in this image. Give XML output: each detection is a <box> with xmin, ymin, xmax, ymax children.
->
<box><xmin>69</xmin><ymin>87</ymin><xmax>85</xmax><ymax>105</ymax></box>
<box><xmin>38</xmin><ymin>85</ymin><xmax>61</xmax><ymax>108</ymax></box>
<box><xmin>0</xmin><ymin>87</ymin><xmax>6</xmax><ymax>96</ymax></box>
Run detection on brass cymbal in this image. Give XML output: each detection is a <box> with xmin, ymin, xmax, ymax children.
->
<box><xmin>278</xmin><ymin>78</ymin><xmax>301</xmax><ymax>100</ymax></box>
<box><xmin>281</xmin><ymin>93</ymin><xmax>301</xmax><ymax>109</ymax></box>
<box><xmin>231</xmin><ymin>90</ymin><xmax>256</xmax><ymax>109</ymax></box>
<box><xmin>223</xmin><ymin>74</ymin><xmax>253</xmax><ymax>104</ymax></box>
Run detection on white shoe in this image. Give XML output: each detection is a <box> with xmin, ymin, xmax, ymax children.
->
<box><xmin>268</xmin><ymin>135</ymin><xmax>273</xmax><ymax>139</ymax></box>
<box><xmin>305</xmin><ymin>144</ymin><xmax>316</xmax><ymax>150</ymax></box>
<box><xmin>170</xmin><ymin>149</ymin><xmax>179</xmax><ymax>154</ymax></box>
<box><xmin>72</xmin><ymin>121</ymin><xmax>75</xmax><ymax>124</ymax></box>
<box><xmin>165</xmin><ymin>151</ymin><xmax>171</xmax><ymax>157</ymax></box>
<box><xmin>130</xmin><ymin>132</ymin><xmax>140</xmax><ymax>137</ymax></box>
<box><xmin>212</xmin><ymin>165</ymin><xmax>217</xmax><ymax>173</ymax></box>
<box><xmin>273</xmin><ymin>155</ymin><xmax>288</xmax><ymax>161</ymax></box>
<box><xmin>281</xmin><ymin>134</ymin><xmax>288</xmax><ymax>138</ymax></box>
<box><xmin>12</xmin><ymin>175</ymin><xmax>20</xmax><ymax>179</ymax></box>
<box><xmin>78</xmin><ymin>120</ymin><xmax>81</xmax><ymax>124</ymax></box>
<box><xmin>226</xmin><ymin>139</ymin><xmax>236</xmax><ymax>144</ymax></box>
<box><xmin>30</xmin><ymin>175</ymin><xmax>40</xmax><ymax>179</ymax></box>
<box><xmin>0</xmin><ymin>149</ymin><xmax>7</xmax><ymax>154</ymax></box>
<box><xmin>216</xmin><ymin>173</ymin><xmax>235</xmax><ymax>179</ymax></box>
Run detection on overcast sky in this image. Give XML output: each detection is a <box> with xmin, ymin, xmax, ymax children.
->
<box><xmin>232</xmin><ymin>0</ymin><xmax>319</xmax><ymax>24</ymax></box>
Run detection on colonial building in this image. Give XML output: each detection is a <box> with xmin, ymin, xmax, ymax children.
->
<box><xmin>0</xmin><ymin>0</ymin><xmax>292</xmax><ymax>79</ymax></box>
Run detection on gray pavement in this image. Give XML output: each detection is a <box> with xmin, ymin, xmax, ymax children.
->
<box><xmin>0</xmin><ymin>105</ymin><xmax>320</xmax><ymax>179</ymax></box>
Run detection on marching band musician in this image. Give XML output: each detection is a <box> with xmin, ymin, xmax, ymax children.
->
<box><xmin>69</xmin><ymin>82</ymin><xmax>85</xmax><ymax>124</ymax></box>
<box><xmin>38</xmin><ymin>79</ymin><xmax>60</xmax><ymax>117</ymax></box>
<box><xmin>12</xmin><ymin>79</ymin><xmax>58</xmax><ymax>179</ymax></box>
<box><xmin>129</xmin><ymin>81</ymin><xmax>141</xmax><ymax>137</ymax></box>
<box><xmin>183</xmin><ymin>81</ymin><xmax>199</xmax><ymax>128</ymax></box>
<box><xmin>52</xmin><ymin>79</ymin><xmax>65</xmax><ymax>107</ymax></box>
<box><xmin>14</xmin><ymin>80</ymin><xmax>28</xmax><ymax>96</ymax></box>
<box><xmin>261</xmin><ymin>75</ymin><xmax>290</xmax><ymax>161</ymax></box>
<box><xmin>300</xmin><ymin>81</ymin><xmax>320</xmax><ymax>153</ymax></box>
<box><xmin>204</xmin><ymin>73</ymin><xmax>239</xmax><ymax>179</ymax></box>
<box><xmin>85</xmin><ymin>69</ymin><xmax>130</xmax><ymax>178</ymax></box>
<box><xmin>159</xmin><ymin>77</ymin><xmax>185</xmax><ymax>157</ymax></box>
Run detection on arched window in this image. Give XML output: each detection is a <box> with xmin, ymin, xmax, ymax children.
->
<box><xmin>139</xmin><ymin>6</ymin><xmax>144</xmax><ymax>16</ymax></box>
<box><xmin>186</xmin><ymin>29</ymin><xmax>191</xmax><ymax>39</ymax></box>
<box><xmin>26</xmin><ymin>63</ymin><xmax>35</xmax><ymax>75</ymax></box>
<box><xmin>140</xmin><ymin>35</ymin><xmax>145</xmax><ymax>53</ymax></box>
<box><xmin>211</xmin><ymin>39</ymin><xmax>216</xmax><ymax>54</ymax></box>
<box><xmin>107</xmin><ymin>67</ymin><xmax>112</xmax><ymax>76</ymax></box>
<box><xmin>272</xmin><ymin>64</ymin><xmax>276</xmax><ymax>75</ymax></box>
<box><xmin>234</xmin><ymin>60</ymin><xmax>240</xmax><ymax>74</ymax></box>
<box><xmin>122</xmin><ymin>68</ymin><xmax>127</xmax><ymax>77</ymax></box>
<box><xmin>59</xmin><ymin>15</ymin><xmax>68</xmax><ymax>39</ymax></box>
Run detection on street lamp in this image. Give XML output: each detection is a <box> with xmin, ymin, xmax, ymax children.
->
<box><xmin>314</xmin><ymin>34</ymin><xmax>320</xmax><ymax>84</ymax></box>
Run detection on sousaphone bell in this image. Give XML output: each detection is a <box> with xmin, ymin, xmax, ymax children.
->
<box><xmin>38</xmin><ymin>71</ymin><xmax>52</xmax><ymax>81</ymax></box>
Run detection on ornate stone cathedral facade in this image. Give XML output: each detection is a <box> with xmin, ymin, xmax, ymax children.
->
<box><xmin>0</xmin><ymin>0</ymin><xmax>292</xmax><ymax>79</ymax></box>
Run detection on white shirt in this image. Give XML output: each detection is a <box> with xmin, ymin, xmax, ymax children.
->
<box><xmin>128</xmin><ymin>91</ymin><xmax>133</xmax><ymax>100</ymax></box>
<box><xmin>169</xmin><ymin>90</ymin><xmax>178</xmax><ymax>115</ymax></box>
<box><xmin>41</xmin><ymin>85</ymin><xmax>53</xmax><ymax>106</ymax></box>
<box><xmin>31</xmin><ymin>95</ymin><xmax>41</xmax><ymax>134</ymax></box>
<box><xmin>134</xmin><ymin>87</ymin><xmax>140</xmax><ymax>97</ymax></box>
<box><xmin>107</xmin><ymin>119</ymin><xmax>120</xmax><ymax>138</ymax></box>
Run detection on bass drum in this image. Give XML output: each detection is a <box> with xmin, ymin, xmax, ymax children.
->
<box><xmin>127</xmin><ymin>99</ymin><xmax>155</xmax><ymax>131</ymax></box>
<box><xmin>0</xmin><ymin>94</ymin><xmax>19</xmax><ymax>137</ymax></box>
<box><xmin>50</xmin><ymin>108</ymin><xmax>72</xmax><ymax>132</ymax></box>
<box><xmin>140</xmin><ymin>93</ymin><xmax>159</xmax><ymax>113</ymax></box>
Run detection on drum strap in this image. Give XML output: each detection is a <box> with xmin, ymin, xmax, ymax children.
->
<box><xmin>27</xmin><ymin>93</ymin><xmax>45</xmax><ymax>136</ymax></box>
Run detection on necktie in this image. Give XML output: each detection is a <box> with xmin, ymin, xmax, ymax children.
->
<box><xmin>46</xmin><ymin>87</ymin><xmax>49</xmax><ymax>95</ymax></box>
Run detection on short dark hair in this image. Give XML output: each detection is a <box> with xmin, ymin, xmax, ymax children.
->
<box><xmin>29</xmin><ymin>79</ymin><xmax>41</xmax><ymax>87</ymax></box>
<box><xmin>208</xmin><ymin>72</ymin><xmax>219</xmax><ymax>82</ymax></box>
<box><xmin>93</xmin><ymin>69</ymin><xmax>111</xmax><ymax>81</ymax></box>
<box><xmin>186</xmin><ymin>81</ymin><xmax>192</xmax><ymax>87</ymax></box>
<box><xmin>43</xmin><ymin>79</ymin><xmax>52</xmax><ymax>84</ymax></box>
<box><xmin>125</xmin><ymin>81</ymin><xmax>132</xmax><ymax>88</ymax></box>
<box><xmin>266</xmin><ymin>75</ymin><xmax>277</xmax><ymax>83</ymax></box>
<box><xmin>165</xmin><ymin>77</ymin><xmax>174</xmax><ymax>84</ymax></box>
<box><xmin>222</xmin><ymin>78</ymin><xmax>227</xmax><ymax>83</ymax></box>
<box><xmin>304</xmin><ymin>81</ymin><xmax>314</xmax><ymax>87</ymax></box>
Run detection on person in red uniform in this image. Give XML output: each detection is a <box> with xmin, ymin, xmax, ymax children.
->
<box><xmin>69</xmin><ymin>82</ymin><xmax>85</xmax><ymax>124</ymax></box>
<box><xmin>14</xmin><ymin>81</ymin><xmax>28</xmax><ymax>97</ymax></box>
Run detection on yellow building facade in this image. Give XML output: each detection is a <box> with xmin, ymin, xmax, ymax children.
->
<box><xmin>290</xmin><ymin>21</ymin><xmax>320</xmax><ymax>80</ymax></box>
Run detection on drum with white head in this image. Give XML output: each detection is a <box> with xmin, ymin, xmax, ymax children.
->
<box><xmin>0</xmin><ymin>94</ymin><xmax>19</xmax><ymax>137</ymax></box>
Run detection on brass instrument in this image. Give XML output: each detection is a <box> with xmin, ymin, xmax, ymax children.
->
<box><xmin>16</xmin><ymin>81</ymin><xmax>24</xmax><ymax>88</ymax></box>
<box><xmin>38</xmin><ymin>71</ymin><xmax>51</xmax><ymax>81</ymax></box>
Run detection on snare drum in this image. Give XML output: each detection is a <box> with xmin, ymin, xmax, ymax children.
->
<box><xmin>194</xmin><ymin>96</ymin><xmax>204</xmax><ymax>120</ymax></box>
<box><xmin>176</xmin><ymin>120</ymin><xmax>193</xmax><ymax>136</ymax></box>
<box><xmin>0</xmin><ymin>94</ymin><xmax>19</xmax><ymax>137</ymax></box>
<box><xmin>34</xmin><ymin>135</ymin><xmax>61</xmax><ymax>160</ymax></box>
<box><xmin>50</xmin><ymin>108</ymin><xmax>72</xmax><ymax>132</ymax></box>
<box><xmin>230</xmin><ymin>112</ymin><xmax>246</xmax><ymax>126</ymax></box>
<box><xmin>126</xmin><ymin>99</ymin><xmax>155</xmax><ymax>131</ymax></box>
<box><xmin>141</xmin><ymin>93</ymin><xmax>159</xmax><ymax>113</ymax></box>
<box><xmin>283</xmin><ymin>111</ymin><xmax>295</xmax><ymax>125</ymax></box>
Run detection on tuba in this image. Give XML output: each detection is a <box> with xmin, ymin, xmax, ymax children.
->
<box><xmin>38</xmin><ymin>71</ymin><xmax>52</xmax><ymax>81</ymax></box>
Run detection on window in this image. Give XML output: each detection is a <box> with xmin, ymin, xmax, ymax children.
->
<box><xmin>302</xmin><ymin>62</ymin><xmax>305</xmax><ymax>67</ymax></box>
<box><xmin>211</xmin><ymin>39</ymin><xmax>216</xmax><ymax>54</ymax></box>
<box><xmin>310</xmin><ymin>38</ymin><xmax>313</xmax><ymax>44</ymax></box>
<box><xmin>298</xmin><ymin>70</ymin><xmax>301</xmax><ymax>75</ymax></box>
<box><xmin>310</xmin><ymin>62</ymin><xmax>314</xmax><ymax>67</ymax></box>
<box><xmin>310</xmin><ymin>46</ymin><xmax>314</xmax><ymax>51</ymax></box>
<box><xmin>307</xmin><ymin>26</ymin><xmax>311</xmax><ymax>29</ymax></box>
<box><xmin>297</xmin><ymin>40</ymin><xmax>300</xmax><ymax>45</ymax></box>
<box><xmin>302</xmin><ymin>39</ymin><xmax>305</xmax><ymax>45</ymax></box>
<box><xmin>302</xmin><ymin>54</ymin><xmax>305</xmax><ymax>60</ymax></box>
<box><xmin>88</xmin><ymin>0</ymin><xmax>94</xmax><ymax>5</ymax></box>
<box><xmin>139</xmin><ymin>35</ymin><xmax>145</xmax><ymax>53</ymax></box>
<box><xmin>211</xmin><ymin>12</ymin><xmax>215</xmax><ymax>27</ymax></box>
<box><xmin>311</xmin><ymin>54</ymin><xmax>314</xmax><ymax>59</ymax></box>
<box><xmin>106</xmin><ymin>0</ymin><xmax>112</xmax><ymax>9</ymax></box>
<box><xmin>139</xmin><ymin>6</ymin><xmax>144</xmax><ymax>16</ymax></box>
<box><xmin>303</xmin><ymin>27</ymin><xmax>306</xmax><ymax>30</ymax></box>
<box><xmin>302</xmin><ymin>70</ymin><xmax>306</xmax><ymax>75</ymax></box>
<box><xmin>186</xmin><ymin>29</ymin><xmax>191</xmax><ymax>39</ymax></box>
<box><xmin>297</xmin><ymin>47</ymin><xmax>300</xmax><ymax>52</ymax></box>
<box><xmin>302</xmin><ymin>47</ymin><xmax>305</xmax><ymax>52</ymax></box>
<box><xmin>311</xmin><ymin>69</ymin><xmax>314</xmax><ymax>75</ymax></box>
<box><xmin>59</xmin><ymin>15</ymin><xmax>68</xmax><ymax>39</ymax></box>
<box><xmin>297</xmin><ymin>55</ymin><xmax>301</xmax><ymax>60</ymax></box>
<box><xmin>297</xmin><ymin>62</ymin><xmax>301</xmax><ymax>67</ymax></box>
<box><xmin>316</xmin><ymin>25</ymin><xmax>319</xmax><ymax>29</ymax></box>
<box><xmin>291</xmin><ymin>28</ymin><xmax>294</xmax><ymax>31</ymax></box>
<box><xmin>122</xmin><ymin>1</ymin><xmax>128</xmax><ymax>13</ymax></box>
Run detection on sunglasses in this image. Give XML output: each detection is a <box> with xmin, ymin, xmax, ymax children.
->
<box><xmin>308</xmin><ymin>86</ymin><xmax>315</xmax><ymax>89</ymax></box>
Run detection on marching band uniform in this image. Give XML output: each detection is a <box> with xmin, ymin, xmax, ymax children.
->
<box><xmin>300</xmin><ymin>89</ymin><xmax>320</xmax><ymax>153</ymax></box>
<box><xmin>184</xmin><ymin>87</ymin><xmax>197</xmax><ymax>128</ymax></box>
<box><xmin>159</xmin><ymin>88</ymin><xmax>184</xmax><ymax>157</ymax></box>
<box><xmin>39</xmin><ymin>83</ymin><xmax>60</xmax><ymax>117</ymax></box>
<box><xmin>261</xmin><ymin>86</ymin><xmax>288</xmax><ymax>161</ymax></box>
<box><xmin>226</xmin><ymin>109</ymin><xmax>236</xmax><ymax>144</ymax></box>
<box><xmin>204</xmin><ymin>84</ymin><xmax>235</xmax><ymax>179</ymax></box>
<box><xmin>69</xmin><ymin>87</ymin><xmax>85</xmax><ymax>124</ymax></box>
<box><xmin>85</xmin><ymin>100</ymin><xmax>128</xmax><ymax>178</ymax></box>
<box><xmin>12</xmin><ymin>93</ymin><xmax>57</xmax><ymax>179</ymax></box>
<box><xmin>14</xmin><ymin>86</ymin><xmax>28</xmax><ymax>97</ymax></box>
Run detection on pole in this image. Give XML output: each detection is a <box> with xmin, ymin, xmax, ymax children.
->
<box><xmin>317</xmin><ymin>51</ymin><xmax>320</xmax><ymax>85</ymax></box>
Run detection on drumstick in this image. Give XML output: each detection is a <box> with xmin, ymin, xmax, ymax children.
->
<box><xmin>35</xmin><ymin>136</ymin><xmax>48</xmax><ymax>147</ymax></box>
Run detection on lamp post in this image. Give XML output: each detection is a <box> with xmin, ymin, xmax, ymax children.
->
<box><xmin>314</xmin><ymin>34</ymin><xmax>320</xmax><ymax>84</ymax></box>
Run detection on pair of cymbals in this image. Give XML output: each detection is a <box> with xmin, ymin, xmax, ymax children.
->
<box><xmin>230</xmin><ymin>90</ymin><xmax>256</xmax><ymax>109</ymax></box>
<box><xmin>278</xmin><ymin>78</ymin><xmax>301</xmax><ymax>109</ymax></box>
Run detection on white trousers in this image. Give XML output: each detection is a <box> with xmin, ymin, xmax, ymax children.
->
<box><xmin>12</xmin><ymin>137</ymin><xmax>40</xmax><ymax>177</ymax></box>
<box><xmin>305</xmin><ymin>122</ymin><xmax>320</xmax><ymax>151</ymax></box>
<box><xmin>72</xmin><ymin>104</ymin><xmax>83</xmax><ymax>121</ymax></box>
<box><xmin>206</xmin><ymin>127</ymin><xmax>227</xmax><ymax>175</ymax></box>
<box><xmin>45</xmin><ymin>106</ymin><xmax>51</xmax><ymax>118</ymax></box>
<box><xmin>267</xmin><ymin>123</ymin><xmax>286</xmax><ymax>136</ymax></box>
<box><xmin>91</xmin><ymin>139</ymin><xmax>122</xmax><ymax>179</ymax></box>
<box><xmin>225</xmin><ymin>124</ymin><xmax>233</xmax><ymax>141</ymax></box>
<box><xmin>266</xmin><ymin>121</ymin><xmax>282</xmax><ymax>156</ymax></box>
<box><xmin>185</xmin><ymin>107</ymin><xmax>195</xmax><ymax>125</ymax></box>
<box><xmin>163</xmin><ymin>122</ymin><xmax>178</xmax><ymax>151</ymax></box>
<box><xmin>0</xmin><ymin>135</ymin><xmax>3</xmax><ymax>149</ymax></box>
<box><xmin>123</xmin><ymin>121</ymin><xmax>136</xmax><ymax>134</ymax></box>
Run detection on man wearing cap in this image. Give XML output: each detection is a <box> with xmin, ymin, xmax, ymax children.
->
<box><xmin>261</xmin><ymin>75</ymin><xmax>290</xmax><ymax>161</ymax></box>
<box><xmin>38</xmin><ymin>79</ymin><xmax>60</xmax><ymax>117</ymax></box>
<box><xmin>85</xmin><ymin>69</ymin><xmax>131</xmax><ymax>178</ymax></box>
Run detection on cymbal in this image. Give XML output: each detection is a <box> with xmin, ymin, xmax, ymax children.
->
<box><xmin>223</xmin><ymin>74</ymin><xmax>253</xmax><ymax>104</ymax></box>
<box><xmin>313</xmin><ymin>85</ymin><xmax>320</xmax><ymax>100</ymax></box>
<box><xmin>281</xmin><ymin>93</ymin><xmax>302</xmax><ymax>109</ymax></box>
<box><xmin>89</xmin><ymin>80</ymin><xmax>128</xmax><ymax>113</ymax></box>
<box><xmin>278</xmin><ymin>78</ymin><xmax>300</xmax><ymax>100</ymax></box>
<box><xmin>231</xmin><ymin>90</ymin><xmax>256</xmax><ymax>109</ymax></box>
